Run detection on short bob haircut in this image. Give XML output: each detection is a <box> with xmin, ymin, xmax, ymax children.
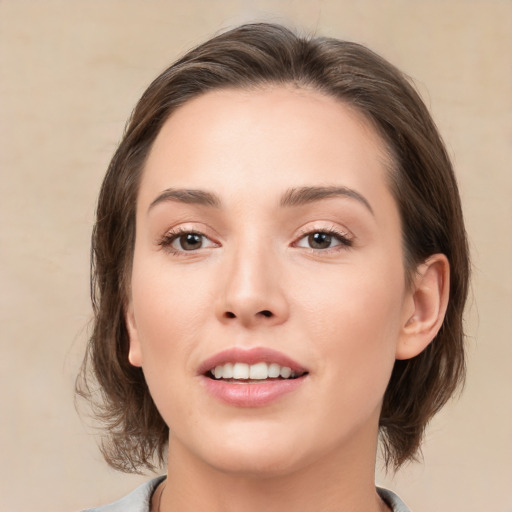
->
<box><xmin>77</xmin><ymin>23</ymin><xmax>470</xmax><ymax>473</ymax></box>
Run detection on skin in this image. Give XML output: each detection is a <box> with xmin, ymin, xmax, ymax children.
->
<box><xmin>125</xmin><ymin>86</ymin><xmax>449</xmax><ymax>512</ymax></box>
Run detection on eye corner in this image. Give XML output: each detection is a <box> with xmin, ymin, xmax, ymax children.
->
<box><xmin>157</xmin><ymin>227</ymin><xmax>220</xmax><ymax>256</ymax></box>
<box><xmin>292</xmin><ymin>226</ymin><xmax>354</xmax><ymax>252</ymax></box>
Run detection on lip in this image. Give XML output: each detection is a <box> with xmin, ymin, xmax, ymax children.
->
<box><xmin>198</xmin><ymin>347</ymin><xmax>307</xmax><ymax>376</ymax></box>
<box><xmin>198</xmin><ymin>347</ymin><xmax>309</xmax><ymax>408</ymax></box>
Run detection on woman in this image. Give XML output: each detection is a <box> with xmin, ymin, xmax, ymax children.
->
<box><xmin>78</xmin><ymin>23</ymin><xmax>469</xmax><ymax>512</ymax></box>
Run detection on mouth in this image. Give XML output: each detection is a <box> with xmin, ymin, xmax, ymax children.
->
<box><xmin>206</xmin><ymin>362</ymin><xmax>307</xmax><ymax>382</ymax></box>
<box><xmin>199</xmin><ymin>347</ymin><xmax>309</xmax><ymax>407</ymax></box>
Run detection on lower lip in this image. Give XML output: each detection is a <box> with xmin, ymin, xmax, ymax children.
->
<box><xmin>201</xmin><ymin>376</ymin><xmax>307</xmax><ymax>407</ymax></box>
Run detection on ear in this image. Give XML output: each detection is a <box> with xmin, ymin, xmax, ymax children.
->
<box><xmin>396</xmin><ymin>254</ymin><xmax>450</xmax><ymax>360</ymax></box>
<box><xmin>125</xmin><ymin>300</ymin><xmax>143</xmax><ymax>367</ymax></box>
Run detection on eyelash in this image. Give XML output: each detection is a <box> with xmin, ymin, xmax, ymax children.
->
<box><xmin>157</xmin><ymin>226</ymin><xmax>353</xmax><ymax>256</ymax></box>
<box><xmin>294</xmin><ymin>227</ymin><xmax>353</xmax><ymax>252</ymax></box>
<box><xmin>157</xmin><ymin>227</ymin><xmax>218</xmax><ymax>256</ymax></box>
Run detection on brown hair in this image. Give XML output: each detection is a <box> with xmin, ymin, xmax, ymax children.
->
<box><xmin>76</xmin><ymin>22</ymin><xmax>469</xmax><ymax>473</ymax></box>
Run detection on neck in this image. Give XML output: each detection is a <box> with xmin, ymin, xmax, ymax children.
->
<box><xmin>159</xmin><ymin>431</ymin><xmax>389</xmax><ymax>512</ymax></box>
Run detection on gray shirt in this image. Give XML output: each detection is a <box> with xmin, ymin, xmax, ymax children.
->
<box><xmin>82</xmin><ymin>476</ymin><xmax>411</xmax><ymax>512</ymax></box>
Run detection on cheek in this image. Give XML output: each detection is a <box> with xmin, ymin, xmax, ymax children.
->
<box><xmin>128</xmin><ymin>263</ymin><xmax>207</xmax><ymax>426</ymax></box>
<box><xmin>295</xmin><ymin>257</ymin><xmax>405</xmax><ymax>391</ymax></box>
<box><xmin>298</xmin><ymin>255</ymin><xmax>404</xmax><ymax>333</ymax></box>
<box><xmin>129</xmin><ymin>258</ymin><xmax>211</xmax><ymax>370</ymax></box>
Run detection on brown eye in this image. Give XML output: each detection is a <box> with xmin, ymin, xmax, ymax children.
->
<box><xmin>308</xmin><ymin>232</ymin><xmax>333</xmax><ymax>249</ymax></box>
<box><xmin>176</xmin><ymin>233</ymin><xmax>203</xmax><ymax>250</ymax></box>
<box><xmin>295</xmin><ymin>229</ymin><xmax>352</xmax><ymax>251</ymax></box>
<box><xmin>159</xmin><ymin>230</ymin><xmax>219</xmax><ymax>254</ymax></box>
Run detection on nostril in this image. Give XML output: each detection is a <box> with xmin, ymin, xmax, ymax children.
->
<box><xmin>222</xmin><ymin>310</ymin><xmax>274</xmax><ymax>320</ymax></box>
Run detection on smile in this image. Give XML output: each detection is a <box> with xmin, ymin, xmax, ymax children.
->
<box><xmin>199</xmin><ymin>348</ymin><xmax>309</xmax><ymax>407</ymax></box>
<box><xmin>209</xmin><ymin>362</ymin><xmax>305</xmax><ymax>381</ymax></box>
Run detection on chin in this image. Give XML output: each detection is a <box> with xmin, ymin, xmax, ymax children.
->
<box><xmin>208</xmin><ymin>449</ymin><xmax>305</xmax><ymax>479</ymax></box>
<box><xmin>189</xmin><ymin>423</ymin><xmax>313</xmax><ymax>478</ymax></box>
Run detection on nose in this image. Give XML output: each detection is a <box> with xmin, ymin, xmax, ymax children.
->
<box><xmin>215</xmin><ymin>241</ymin><xmax>289</xmax><ymax>328</ymax></box>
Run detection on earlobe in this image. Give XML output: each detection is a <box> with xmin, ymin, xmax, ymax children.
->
<box><xmin>396</xmin><ymin>254</ymin><xmax>450</xmax><ymax>360</ymax></box>
<box><xmin>125</xmin><ymin>301</ymin><xmax>143</xmax><ymax>367</ymax></box>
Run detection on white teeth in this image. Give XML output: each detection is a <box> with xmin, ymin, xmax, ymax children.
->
<box><xmin>249</xmin><ymin>362</ymin><xmax>268</xmax><ymax>380</ymax></box>
<box><xmin>223</xmin><ymin>362</ymin><xmax>234</xmax><ymax>378</ymax></box>
<box><xmin>211</xmin><ymin>362</ymin><xmax>300</xmax><ymax>380</ymax></box>
<box><xmin>268</xmin><ymin>363</ymin><xmax>281</xmax><ymax>378</ymax></box>
<box><xmin>280</xmin><ymin>366</ymin><xmax>292</xmax><ymax>379</ymax></box>
<box><xmin>232</xmin><ymin>363</ymin><xmax>249</xmax><ymax>379</ymax></box>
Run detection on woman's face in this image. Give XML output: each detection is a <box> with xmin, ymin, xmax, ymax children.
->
<box><xmin>126</xmin><ymin>86</ymin><xmax>415</xmax><ymax>475</ymax></box>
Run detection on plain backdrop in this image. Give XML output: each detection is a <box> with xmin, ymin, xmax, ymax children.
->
<box><xmin>1</xmin><ymin>1</ymin><xmax>511</xmax><ymax>511</ymax></box>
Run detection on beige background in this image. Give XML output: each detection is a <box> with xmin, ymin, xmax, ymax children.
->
<box><xmin>1</xmin><ymin>1</ymin><xmax>511</xmax><ymax>511</ymax></box>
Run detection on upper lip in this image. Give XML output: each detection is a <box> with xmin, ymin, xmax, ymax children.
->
<box><xmin>198</xmin><ymin>347</ymin><xmax>308</xmax><ymax>375</ymax></box>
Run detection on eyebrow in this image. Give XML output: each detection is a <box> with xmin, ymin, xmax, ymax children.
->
<box><xmin>148</xmin><ymin>185</ymin><xmax>373</xmax><ymax>215</ymax></box>
<box><xmin>280</xmin><ymin>186</ymin><xmax>374</xmax><ymax>215</ymax></box>
<box><xmin>149</xmin><ymin>188</ymin><xmax>221</xmax><ymax>211</ymax></box>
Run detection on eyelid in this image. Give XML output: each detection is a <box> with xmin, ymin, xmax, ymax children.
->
<box><xmin>292</xmin><ymin>224</ymin><xmax>354</xmax><ymax>250</ymax></box>
<box><xmin>157</xmin><ymin>225</ymin><xmax>220</xmax><ymax>255</ymax></box>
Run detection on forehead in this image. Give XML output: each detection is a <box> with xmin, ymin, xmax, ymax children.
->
<box><xmin>139</xmin><ymin>86</ymin><xmax>394</xmax><ymax>213</ymax></box>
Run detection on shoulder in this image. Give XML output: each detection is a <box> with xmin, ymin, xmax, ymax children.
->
<box><xmin>81</xmin><ymin>476</ymin><xmax>166</xmax><ymax>512</ymax></box>
<box><xmin>377</xmin><ymin>487</ymin><xmax>411</xmax><ymax>512</ymax></box>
